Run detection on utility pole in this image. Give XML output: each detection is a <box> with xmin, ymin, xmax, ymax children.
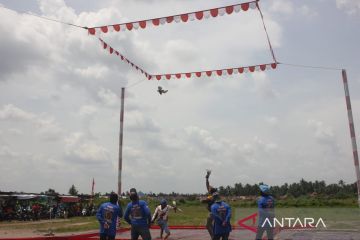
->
<box><xmin>118</xmin><ymin>87</ymin><xmax>125</xmax><ymax>196</ymax></box>
<box><xmin>342</xmin><ymin>70</ymin><xmax>360</xmax><ymax>207</ymax></box>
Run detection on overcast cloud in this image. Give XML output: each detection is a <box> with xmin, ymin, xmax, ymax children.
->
<box><xmin>0</xmin><ymin>0</ymin><xmax>359</xmax><ymax>194</ymax></box>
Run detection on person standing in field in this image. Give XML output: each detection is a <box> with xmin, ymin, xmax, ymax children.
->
<box><xmin>201</xmin><ymin>170</ymin><xmax>218</xmax><ymax>240</ymax></box>
<box><xmin>96</xmin><ymin>192</ymin><xmax>123</xmax><ymax>240</ymax></box>
<box><xmin>210</xmin><ymin>193</ymin><xmax>232</xmax><ymax>240</ymax></box>
<box><xmin>255</xmin><ymin>184</ymin><xmax>275</xmax><ymax>240</ymax></box>
<box><xmin>151</xmin><ymin>199</ymin><xmax>177</xmax><ymax>240</ymax></box>
<box><xmin>124</xmin><ymin>188</ymin><xmax>152</xmax><ymax>240</ymax></box>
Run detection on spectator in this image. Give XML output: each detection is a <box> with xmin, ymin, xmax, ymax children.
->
<box><xmin>255</xmin><ymin>184</ymin><xmax>275</xmax><ymax>240</ymax></box>
<box><xmin>211</xmin><ymin>193</ymin><xmax>232</xmax><ymax>240</ymax></box>
<box><xmin>124</xmin><ymin>188</ymin><xmax>152</xmax><ymax>240</ymax></box>
<box><xmin>96</xmin><ymin>192</ymin><xmax>123</xmax><ymax>240</ymax></box>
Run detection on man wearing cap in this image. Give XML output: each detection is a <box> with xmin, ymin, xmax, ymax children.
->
<box><xmin>210</xmin><ymin>193</ymin><xmax>232</xmax><ymax>240</ymax></box>
<box><xmin>201</xmin><ymin>170</ymin><xmax>218</xmax><ymax>239</ymax></box>
<box><xmin>255</xmin><ymin>184</ymin><xmax>275</xmax><ymax>240</ymax></box>
<box><xmin>151</xmin><ymin>199</ymin><xmax>177</xmax><ymax>240</ymax></box>
<box><xmin>96</xmin><ymin>192</ymin><xmax>123</xmax><ymax>240</ymax></box>
<box><xmin>124</xmin><ymin>188</ymin><xmax>152</xmax><ymax>240</ymax></box>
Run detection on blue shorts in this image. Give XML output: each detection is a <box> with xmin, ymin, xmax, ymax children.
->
<box><xmin>157</xmin><ymin>219</ymin><xmax>170</xmax><ymax>234</ymax></box>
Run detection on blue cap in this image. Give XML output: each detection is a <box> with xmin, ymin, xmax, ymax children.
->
<box><xmin>160</xmin><ymin>199</ymin><xmax>167</xmax><ymax>205</ymax></box>
<box><xmin>259</xmin><ymin>184</ymin><xmax>270</xmax><ymax>193</ymax></box>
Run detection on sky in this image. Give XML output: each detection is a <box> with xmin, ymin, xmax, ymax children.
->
<box><xmin>0</xmin><ymin>0</ymin><xmax>360</xmax><ymax>195</ymax></box>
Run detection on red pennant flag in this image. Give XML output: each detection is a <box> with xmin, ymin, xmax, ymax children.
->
<box><xmin>241</xmin><ymin>3</ymin><xmax>250</xmax><ymax>11</ymax></box>
<box><xmin>216</xmin><ymin>70</ymin><xmax>222</xmax><ymax>76</ymax></box>
<box><xmin>249</xmin><ymin>66</ymin><xmax>255</xmax><ymax>72</ymax></box>
<box><xmin>185</xmin><ymin>73</ymin><xmax>192</xmax><ymax>78</ymax></box>
<box><xmin>226</xmin><ymin>6</ymin><xmax>234</xmax><ymax>14</ymax></box>
<box><xmin>206</xmin><ymin>71</ymin><xmax>212</xmax><ymax>77</ymax></box>
<box><xmin>210</xmin><ymin>8</ymin><xmax>219</xmax><ymax>17</ymax></box>
<box><xmin>88</xmin><ymin>28</ymin><xmax>96</xmax><ymax>35</ymax></box>
<box><xmin>181</xmin><ymin>14</ymin><xmax>189</xmax><ymax>22</ymax></box>
<box><xmin>166</xmin><ymin>16</ymin><xmax>174</xmax><ymax>23</ymax></box>
<box><xmin>126</xmin><ymin>23</ymin><xmax>133</xmax><ymax>30</ymax></box>
<box><xmin>101</xmin><ymin>26</ymin><xmax>108</xmax><ymax>33</ymax></box>
<box><xmin>113</xmin><ymin>24</ymin><xmax>121</xmax><ymax>32</ymax></box>
<box><xmin>227</xmin><ymin>69</ymin><xmax>233</xmax><ymax>75</ymax></box>
<box><xmin>195</xmin><ymin>72</ymin><xmax>202</xmax><ymax>77</ymax></box>
<box><xmin>152</xmin><ymin>18</ymin><xmax>160</xmax><ymax>26</ymax></box>
<box><xmin>195</xmin><ymin>11</ymin><xmax>204</xmax><ymax>20</ymax></box>
<box><xmin>139</xmin><ymin>21</ymin><xmax>147</xmax><ymax>29</ymax></box>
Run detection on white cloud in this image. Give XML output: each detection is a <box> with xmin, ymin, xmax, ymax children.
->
<box><xmin>299</xmin><ymin>5</ymin><xmax>318</xmax><ymax>18</ymax></box>
<box><xmin>0</xmin><ymin>145</ymin><xmax>19</xmax><ymax>158</ymax></box>
<box><xmin>74</xmin><ymin>64</ymin><xmax>109</xmax><ymax>79</ymax></box>
<box><xmin>0</xmin><ymin>104</ymin><xmax>63</xmax><ymax>141</ymax></box>
<box><xmin>36</xmin><ymin>117</ymin><xmax>63</xmax><ymax>140</ymax></box>
<box><xmin>97</xmin><ymin>88</ymin><xmax>119</xmax><ymax>107</ymax></box>
<box><xmin>64</xmin><ymin>132</ymin><xmax>111</xmax><ymax>163</ymax></box>
<box><xmin>265</xmin><ymin>116</ymin><xmax>279</xmax><ymax>126</ymax></box>
<box><xmin>252</xmin><ymin>72</ymin><xmax>279</xmax><ymax>99</ymax></box>
<box><xmin>0</xmin><ymin>104</ymin><xmax>35</xmax><ymax>121</ymax></box>
<box><xmin>269</xmin><ymin>0</ymin><xmax>294</xmax><ymax>15</ymax></box>
<box><xmin>79</xmin><ymin>105</ymin><xmax>98</xmax><ymax>116</ymax></box>
<box><xmin>126</xmin><ymin>110</ymin><xmax>160</xmax><ymax>132</ymax></box>
<box><xmin>8</xmin><ymin>128</ymin><xmax>23</xmax><ymax>135</ymax></box>
<box><xmin>336</xmin><ymin>0</ymin><xmax>360</xmax><ymax>15</ymax></box>
<box><xmin>307</xmin><ymin>119</ymin><xmax>340</xmax><ymax>154</ymax></box>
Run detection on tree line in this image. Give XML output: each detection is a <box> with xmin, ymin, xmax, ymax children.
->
<box><xmin>217</xmin><ymin>179</ymin><xmax>357</xmax><ymax>198</ymax></box>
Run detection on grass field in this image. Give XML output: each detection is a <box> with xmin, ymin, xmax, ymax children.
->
<box><xmin>1</xmin><ymin>199</ymin><xmax>359</xmax><ymax>234</ymax></box>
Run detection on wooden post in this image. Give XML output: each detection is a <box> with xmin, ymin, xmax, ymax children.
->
<box><xmin>118</xmin><ymin>88</ymin><xmax>125</xmax><ymax>196</ymax></box>
<box><xmin>342</xmin><ymin>69</ymin><xmax>360</xmax><ymax>207</ymax></box>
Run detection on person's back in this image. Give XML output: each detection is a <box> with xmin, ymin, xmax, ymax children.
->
<box><xmin>257</xmin><ymin>195</ymin><xmax>275</xmax><ymax>224</ymax></box>
<box><xmin>211</xmin><ymin>196</ymin><xmax>232</xmax><ymax>240</ymax></box>
<box><xmin>124</xmin><ymin>188</ymin><xmax>152</xmax><ymax>240</ymax></box>
<box><xmin>96</xmin><ymin>193</ymin><xmax>122</xmax><ymax>240</ymax></box>
<box><xmin>124</xmin><ymin>200</ymin><xmax>150</xmax><ymax>226</ymax></box>
<box><xmin>255</xmin><ymin>184</ymin><xmax>275</xmax><ymax>240</ymax></box>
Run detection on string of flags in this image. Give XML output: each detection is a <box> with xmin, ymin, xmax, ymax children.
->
<box><xmin>93</xmin><ymin>0</ymin><xmax>278</xmax><ymax>81</ymax></box>
<box><xmin>99</xmin><ymin>38</ymin><xmax>277</xmax><ymax>81</ymax></box>
<box><xmin>87</xmin><ymin>1</ymin><xmax>258</xmax><ymax>35</ymax></box>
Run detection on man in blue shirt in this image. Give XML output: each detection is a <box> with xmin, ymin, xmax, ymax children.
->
<box><xmin>124</xmin><ymin>188</ymin><xmax>152</xmax><ymax>240</ymax></box>
<box><xmin>255</xmin><ymin>184</ymin><xmax>275</xmax><ymax>240</ymax></box>
<box><xmin>211</xmin><ymin>193</ymin><xmax>232</xmax><ymax>240</ymax></box>
<box><xmin>96</xmin><ymin>192</ymin><xmax>123</xmax><ymax>240</ymax></box>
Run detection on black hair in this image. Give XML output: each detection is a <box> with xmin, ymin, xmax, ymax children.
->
<box><xmin>130</xmin><ymin>193</ymin><xmax>139</xmax><ymax>201</ymax></box>
<box><xmin>110</xmin><ymin>192</ymin><xmax>119</xmax><ymax>204</ymax></box>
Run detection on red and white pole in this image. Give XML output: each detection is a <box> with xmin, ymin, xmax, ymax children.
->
<box><xmin>342</xmin><ymin>69</ymin><xmax>360</xmax><ymax>207</ymax></box>
<box><xmin>118</xmin><ymin>87</ymin><xmax>125</xmax><ymax>196</ymax></box>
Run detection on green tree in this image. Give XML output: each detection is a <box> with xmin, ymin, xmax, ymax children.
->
<box><xmin>45</xmin><ymin>188</ymin><xmax>58</xmax><ymax>195</ymax></box>
<box><xmin>68</xmin><ymin>184</ymin><xmax>79</xmax><ymax>195</ymax></box>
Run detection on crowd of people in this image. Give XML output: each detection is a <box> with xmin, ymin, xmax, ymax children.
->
<box><xmin>96</xmin><ymin>170</ymin><xmax>275</xmax><ymax>240</ymax></box>
<box><xmin>0</xmin><ymin>200</ymin><xmax>97</xmax><ymax>222</ymax></box>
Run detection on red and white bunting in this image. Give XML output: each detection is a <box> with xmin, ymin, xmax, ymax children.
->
<box><xmin>98</xmin><ymin>39</ymin><xmax>277</xmax><ymax>81</ymax></box>
<box><xmin>87</xmin><ymin>1</ymin><xmax>258</xmax><ymax>35</ymax></box>
<box><xmin>146</xmin><ymin>63</ymin><xmax>277</xmax><ymax>80</ymax></box>
<box><xmin>98</xmin><ymin>38</ymin><xmax>150</xmax><ymax>78</ymax></box>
